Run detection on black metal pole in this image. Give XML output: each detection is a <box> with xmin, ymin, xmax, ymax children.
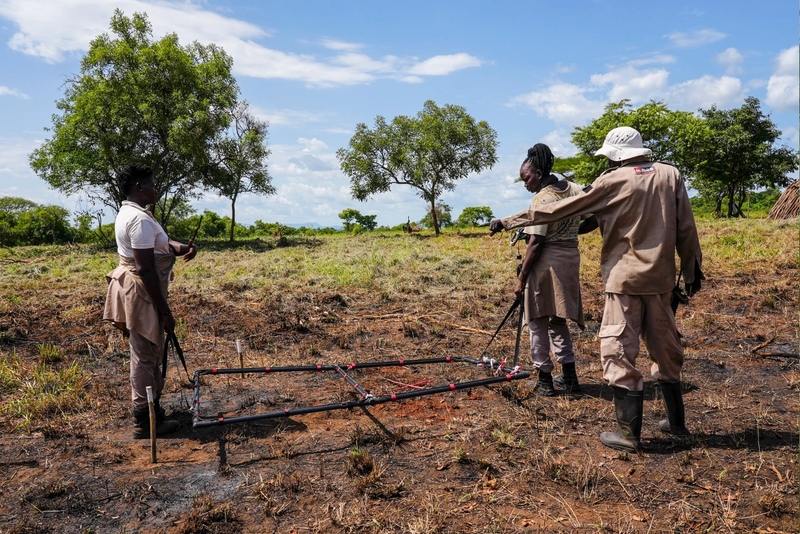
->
<box><xmin>194</xmin><ymin>356</ymin><xmax>466</xmax><ymax>377</ymax></box>
<box><xmin>192</xmin><ymin>370</ymin><xmax>529</xmax><ymax>428</ymax></box>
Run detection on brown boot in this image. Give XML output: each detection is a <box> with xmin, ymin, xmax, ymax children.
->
<box><xmin>600</xmin><ymin>387</ymin><xmax>643</xmax><ymax>453</ymax></box>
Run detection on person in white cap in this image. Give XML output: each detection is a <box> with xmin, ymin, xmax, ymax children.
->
<box><xmin>489</xmin><ymin>126</ymin><xmax>704</xmax><ymax>453</ymax></box>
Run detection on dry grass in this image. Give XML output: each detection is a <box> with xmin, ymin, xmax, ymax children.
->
<box><xmin>0</xmin><ymin>219</ymin><xmax>796</xmax><ymax>533</ymax></box>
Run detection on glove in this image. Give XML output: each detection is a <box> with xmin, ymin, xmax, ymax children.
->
<box><xmin>685</xmin><ymin>260</ymin><xmax>704</xmax><ymax>297</ymax></box>
<box><xmin>489</xmin><ymin>219</ymin><xmax>505</xmax><ymax>235</ymax></box>
<box><xmin>685</xmin><ymin>278</ymin><xmax>701</xmax><ymax>297</ymax></box>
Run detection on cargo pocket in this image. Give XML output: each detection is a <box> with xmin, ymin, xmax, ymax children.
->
<box><xmin>598</xmin><ymin>323</ymin><xmax>626</xmax><ymax>338</ymax></box>
<box><xmin>599</xmin><ymin>322</ymin><xmax>627</xmax><ymax>360</ymax></box>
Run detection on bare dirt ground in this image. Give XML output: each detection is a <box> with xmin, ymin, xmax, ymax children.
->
<box><xmin>0</xmin><ymin>219</ymin><xmax>797</xmax><ymax>533</ymax></box>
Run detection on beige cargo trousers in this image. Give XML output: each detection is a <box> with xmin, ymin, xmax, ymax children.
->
<box><xmin>599</xmin><ymin>292</ymin><xmax>683</xmax><ymax>391</ymax></box>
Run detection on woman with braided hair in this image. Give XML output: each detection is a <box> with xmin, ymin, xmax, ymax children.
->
<box><xmin>514</xmin><ymin>144</ymin><xmax>586</xmax><ymax>396</ymax></box>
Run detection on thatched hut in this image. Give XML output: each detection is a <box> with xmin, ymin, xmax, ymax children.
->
<box><xmin>767</xmin><ymin>181</ymin><xmax>798</xmax><ymax>219</ymax></box>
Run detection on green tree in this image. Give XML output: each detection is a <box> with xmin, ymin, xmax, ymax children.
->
<box><xmin>571</xmin><ymin>100</ymin><xmax>709</xmax><ymax>184</ymax></box>
<box><xmin>338</xmin><ymin>208</ymin><xmax>361</xmax><ymax>233</ymax></box>
<box><xmin>421</xmin><ymin>203</ymin><xmax>452</xmax><ymax>230</ymax></box>
<box><xmin>338</xmin><ymin>208</ymin><xmax>378</xmax><ymax>232</ymax></box>
<box><xmin>17</xmin><ymin>205</ymin><xmax>72</xmax><ymax>245</ymax></box>
<box><xmin>337</xmin><ymin>100</ymin><xmax>498</xmax><ymax>236</ymax></box>
<box><xmin>456</xmin><ymin>206</ymin><xmax>494</xmax><ymax>228</ymax></box>
<box><xmin>694</xmin><ymin>97</ymin><xmax>798</xmax><ymax>217</ymax></box>
<box><xmin>206</xmin><ymin>101</ymin><xmax>274</xmax><ymax>242</ymax></box>
<box><xmin>29</xmin><ymin>10</ymin><xmax>238</xmax><ymax>227</ymax></box>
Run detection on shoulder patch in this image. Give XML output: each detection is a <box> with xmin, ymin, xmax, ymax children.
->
<box><xmin>634</xmin><ymin>166</ymin><xmax>657</xmax><ymax>175</ymax></box>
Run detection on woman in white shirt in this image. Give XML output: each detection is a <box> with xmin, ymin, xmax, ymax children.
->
<box><xmin>103</xmin><ymin>162</ymin><xmax>197</xmax><ymax>438</ymax></box>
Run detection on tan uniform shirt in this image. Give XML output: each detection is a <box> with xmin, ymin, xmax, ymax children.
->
<box><xmin>523</xmin><ymin>181</ymin><xmax>582</xmax><ymax>244</ymax></box>
<box><xmin>500</xmin><ymin>160</ymin><xmax>702</xmax><ymax>295</ymax></box>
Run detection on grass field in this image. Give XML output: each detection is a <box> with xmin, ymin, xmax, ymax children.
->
<box><xmin>0</xmin><ymin>218</ymin><xmax>797</xmax><ymax>533</ymax></box>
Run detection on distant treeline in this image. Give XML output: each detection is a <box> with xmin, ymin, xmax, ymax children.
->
<box><xmin>0</xmin><ymin>189</ymin><xmax>784</xmax><ymax>247</ymax></box>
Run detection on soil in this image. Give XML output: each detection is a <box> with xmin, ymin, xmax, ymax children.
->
<box><xmin>0</xmin><ymin>232</ymin><xmax>797</xmax><ymax>533</ymax></box>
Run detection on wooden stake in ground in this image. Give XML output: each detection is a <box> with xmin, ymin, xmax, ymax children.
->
<box><xmin>236</xmin><ymin>339</ymin><xmax>245</xmax><ymax>378</ymax></box>
<box><xmin>146</xmin><ymin>386</ymin><xmax>157</xmax><ymax>464</ymax></box>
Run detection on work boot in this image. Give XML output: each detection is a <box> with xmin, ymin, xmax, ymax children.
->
<box><xmin>657</xmin><ymin>381</ymin><xmax>691</xmax><ymax>436</ymax></box>
<box><xmin>600</xmin><ymin>387</ymin><xmax>643</xmax><ymax>453</ymax></box>
<box><xmin>533</xmin><ymin>370</ymin><xmax>557</xmax><ymax>397</ymax></box>
<box><xmin>553</xmin><ymin>362</ymin><xmax>582</xmax><ymax>393</ymax></box>
<box><xmin>133</xmin><ymin>405</ymin><xmax>180</xmax><ymax>439</ymax></box>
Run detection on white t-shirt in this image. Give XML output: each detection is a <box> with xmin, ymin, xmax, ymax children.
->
<box><xmin>115</xmin><ymin>201</ymin><xmax>171</xmax><ymax>258</ymax></box>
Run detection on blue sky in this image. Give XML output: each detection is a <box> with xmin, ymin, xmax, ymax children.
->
<box><xmin>0</xmin><ymin>0</ymin><xmax>797</xmax><ymax>227</ymax></box>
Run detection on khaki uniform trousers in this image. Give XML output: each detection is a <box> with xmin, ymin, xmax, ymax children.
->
<box><xmin>129</xmin><ymin>330</ymin><xmax>166</xmax><ymax>409</ymax></box>
<box><xmin>528</xmin><ymin>315</ymin><xmax>575</xmax><ymax>373</ymax></box>
<box><xmin>599</xmin><ymin>292</ymin><xmax>683</xmax><ymax>391</ymax></box>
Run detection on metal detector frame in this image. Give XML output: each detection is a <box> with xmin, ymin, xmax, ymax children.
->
<box><xmin>191</xmin><ymin>356</ymin><xmax>529</xmax><ymax>428</ymax></box>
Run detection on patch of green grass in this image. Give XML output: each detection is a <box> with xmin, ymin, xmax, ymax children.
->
<box><xmin>0</xmin><ymin>355</ymin><xmax>92</xmax><ymax>431</ymax></box>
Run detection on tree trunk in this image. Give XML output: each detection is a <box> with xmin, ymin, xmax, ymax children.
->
<box><xmin>714</xmin><ymin>193</ymin><xmax>723</xmax><ymax>216</ymax></box>
<box><xmin>430</xmin><ymin>199</ymin><xmax>440</xmax><ymax>236</ymax></box>
<box><xmin>230</xmin><ymin>199</ymin><xmax>236</xmax><ymax>243</ymax></box>
<box><xmin>726</xmin><ymin>184</ymin><xmax>736</xmax><ymax>218</ymax></box>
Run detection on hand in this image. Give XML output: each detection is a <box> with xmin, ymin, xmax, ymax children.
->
<box><xmin>685</xmin><ymin>278</ymin><xmax>701</xmax><ymax>297</ymax></box>
<box><xmin>514</xmin><ymin>277</ymin><xmax>525</xmax><ymax>300</ymax></box>
<box><xmin>161</xmin><ymin>311</ymin><xmax>176</xmax><ymax>333</ymax></box>
<box><xmin>183</xmin><ymin>243</ymin><xmax>198</xmax><ymax>262</ymax></box>
<box><xmin>489</xmin><ymin>219</ymin><xmax>505</xmax><ymax>235</ymax></box>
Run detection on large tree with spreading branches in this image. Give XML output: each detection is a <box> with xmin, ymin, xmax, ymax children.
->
<box><xmin>337</xmin><ymin>100</ymin><xmax>498</xmax><ymax>235</ymax></box>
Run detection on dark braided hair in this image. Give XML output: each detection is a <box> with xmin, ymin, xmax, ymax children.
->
<box><xmin>118</xmin><ymin>162</ymin><xmax>153</xmax><ymax>197</ymax></box>
<box><xmin>521</xmin><ymin>143</ymin><xmax>554</xmax><ymax>178</ymax></box>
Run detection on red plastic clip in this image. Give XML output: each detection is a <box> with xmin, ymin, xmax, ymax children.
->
<box><xmin>353</xmin><ymin>384</ymin><xmax>358</xmax><ymax>390</ymax></box>
<box><xmin>218</xmin><ymin>417</ymin><xmax>224</xmax><ymax>422</ymax></box>
<box><xmin>446</xmin><ymin>356</ymin><xmax>452</xmax><ymax>363</ymax></box>
<box><xmin>506</xmin><ymin>374</ymin><xmax>512</xmax><ymax>381</ymax></box>
<box><xmin>348</xmin><ymin>363</ymin><xmax>356</xmax><ymax>370</ymax></box>
<box><xmin>211</xmin><ymin>368</ymin><xmax>218</xmax><ymax>374</ymax></box>
<box><xmin>398</xmin><ymin>359</ymin><xmax>404</xmax><ymax>366</ymax></box>
<box><xmin>284</xmin><ymin>409</ymin><xmax>290</xmax><ymax>415</ymax></box>
<box><xmin>317</xmin><ymin>365</ymin><xmax>322</xmax><ymax>371</ymax></box>
<box><xmin>265</xmin><ymin>366</ymin><xmax>271</xmax><ymax>373</ymax></box>
<box><xmin>391</xmin><ymin>394</ymin><xmax>397</xmax><ymax>401</ymax></box>
<box><xmin>450</xmin><ymin>383</ymin><xmax>456</xmax><ymax>391</ymax></box>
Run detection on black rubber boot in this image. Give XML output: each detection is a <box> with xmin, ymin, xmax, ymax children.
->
<box><xmin>534</xmin><ymin>370</ymin><xmax>557</xmax><ymax>397</ymax></box>
<box><xmin>133</xmin><ymin>404</ymin><xmax>180</xmax><ymax>439</ymax></box>
<box><xmin>600</xmin><ymin>387</ymin><xmax>643</xmax><ymax>453</ymax></box>
<box><xmin>657</xmin><ymin>381</ymin><xmax>691</xmax><ymax>436</ymax></box>
<box><xmin>553</xmin><ymin>362</ymin><xmax>582</xmax><ymax>393</ymax></box>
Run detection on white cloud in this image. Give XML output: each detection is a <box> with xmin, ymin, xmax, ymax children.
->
<box><xmin>765</xmin><ymin>46</ymin><xmax>799</xmax><ymax>111</ymax></box>
<box><xmin>405</xmin><ymin>53</ymin><xmax>482</xmax><ymax>76</ymax></box>
<box><xmin>665</xmin><ymin>29</ymin><xmax>726</xmax><ymax>48</ymax></box>
<box><xmin>541</xmin><ymin>130</ymin><xmax>577</xmax><ymax>158</ymax></box>
<box><xmin>591</xmin><ymin>66</ymin><xmax>670</xmax><ymax>102</ymax></box>
<box><xmin>0</xmin><ymin>85</ymin><xmax>28</xmax><ymax>98</ymax></box>
<box><xmin>249</xmin><ymin>105</ymin><xmax>326</xmax><ymax>127</ymax></box>
<box><xmin>0</xmin><ymin>0</ymin><xmax>482</xmax><ymax>86</ymax></box>
<box><xmin>627</xmin><ymin>54</ymin><xmax>676</xmax><ymax>67</ymax></box>
<box><xmin>715</xmin><ymin>47</ymin><xmax>744</xmax><ymax>75</ymax></box>
<box><xmin>553</xmin><ymin>63</ymin><xmax>575</xmax><ymax>74</ymax></box>
<box><xmin>510</xmin><ymin>83</ymin><xmax>605</xmax><ymax>125</ymax></box>
<box><xmin>668</xmin><ymin>75</ymin><xmax>743</xmax><ymax>109</ymax></box>
<box><xmin>320</xmin><ymin>39</ymin><xmax>363</xmax><ymax>51</ymax></box>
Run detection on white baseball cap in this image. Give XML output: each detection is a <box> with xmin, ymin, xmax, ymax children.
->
<box><xmin>594</xmin><ymin>126</ymin><xmax>653</xmax><ymax>162</ymax></box>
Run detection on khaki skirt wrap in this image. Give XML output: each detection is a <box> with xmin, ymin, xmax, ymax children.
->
<box><xmin>524</xmin><ymin>243</ymin><xmax>584</xmax><ymax>329</ymax></box>
<box><xmin>103</xmin><ymin>253</ymin><xmax>175</xmax><ymax>345</ymax></box>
